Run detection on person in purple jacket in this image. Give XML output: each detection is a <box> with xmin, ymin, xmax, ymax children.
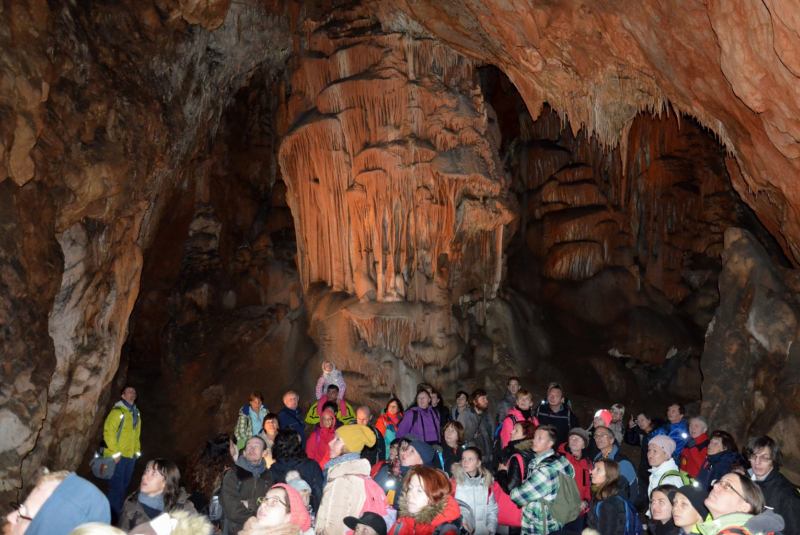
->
<box><xmin>396</xmin><ymin>389</ymin><xmax>441</xmax><ymax>444</ymax></box>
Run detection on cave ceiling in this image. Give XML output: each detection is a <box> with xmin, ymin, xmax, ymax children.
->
<box><xmin>2</xmin><ymin>0</ymin><xmax>800</xmax><ymax>508</ymax></box>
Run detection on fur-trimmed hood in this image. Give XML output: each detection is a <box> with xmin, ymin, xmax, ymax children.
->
<box><xmin>450</xmin><ymin>463</ymin><xmax>494</xmax><ymax>489</ymax></box>
<box><xmin>397</xmin><ymin>492</ymin><xmax>461</xmax><ymax>526</ymax></box>
<box><xmin>129</xmin><ymin>510</ymin><xmax>214</xmax><ymax>535</ymax></box>
<box><xmin>513</xmin><ymin>439</ymin><xmax>533</xmax><ymax>452</ymax></box>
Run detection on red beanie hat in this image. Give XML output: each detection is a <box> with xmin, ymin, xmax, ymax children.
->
<box><xmin>271</xmin><ymin>483</ymin><xmax>312</xmax><ymax>532</ymax></box>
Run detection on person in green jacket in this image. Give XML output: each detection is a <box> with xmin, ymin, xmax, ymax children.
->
<box><xmin>234</xmin><ymin>391</ymin><xmax>269</xmax><ymax>450</ymax></box>
<box><xmin>697</xmin><ymin>472</ymin><xmax>784</xmax><ymax>535</ymax></box>
<box><xmin>103</xmin><ymin>385</ymin><xmax>142</xmax><ymax>520</ymax></box>
<box><xmin>305</xmin><ymin>385</ymin><xmax>355</xmax><ymax>425</ymax></box>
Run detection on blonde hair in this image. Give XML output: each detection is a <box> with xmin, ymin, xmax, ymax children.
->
<box><xmin>69</xmin><ymin>523</ymin><xmax>127</xmax><ymax>535</ymax></box>
<box><xmin>34</xmin><ymin>467</ymin><xmax>70</xmax><ymax>486</ymax></box>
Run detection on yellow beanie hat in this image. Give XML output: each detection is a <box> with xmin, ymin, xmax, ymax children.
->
<box><xmin>337</xmin><ymin>424</ymin><xmax>377</xmax><ymax>453</ymax></box>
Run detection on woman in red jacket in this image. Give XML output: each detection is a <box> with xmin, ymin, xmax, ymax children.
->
<box><xmin>390</xmin><ymin>466</ymin><xmax>464</xmax><ymax>535</ymax></box>
<box><xmin>306</xmin><ymin>408</ymin><xmax>338</xmax><ymax>469</ymax></box>
<box><xmin>558</xmin><ymin>427</ymin><xmax>594</xmax><ymax>527</ymax></box>
<box><xmin>680</xmin><ymin>417</ymin><xmax>709</xmax><ymax>478</ymax></box>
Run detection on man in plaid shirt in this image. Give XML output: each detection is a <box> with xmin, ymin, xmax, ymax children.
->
<box><xmin>510</xmin><ymin>424</ymin><xmax>576</xmax><ymax>535</ymax></box>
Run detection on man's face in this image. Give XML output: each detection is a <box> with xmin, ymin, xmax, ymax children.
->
<box><xmin>5</xmin><ymin>479</ymin><xmax>61</xmax><ymax>535</ymax></box>
<box><xmin>508</xmin><ymin>380</ymin><xmax>520</xmax><ymax>395</ymax></box>
<box><xmin>476</xmin><ymin>396</ymin><xmax>489</xmax><ymax>411</ymax></box>
<box><xmin>284</xmin><ymin>394</ymin><xmax>299</xmax><ymax>410</ymax></box>
<box><xmin>749</xmin><ymin>447</ymin><xmax>775</xmax><ymax>478</ymax></box>
<box><xmin>327</xmin><ymin>388</ymin><xmax>339</xmax><ymax>402</ymax></box>
<box><xmin>547</xmin><ymin>388</ymin><xmax>563</xmax><ymax>408</ymax></box>
<box><xmin>532</xmin><ymin>429</ymin><xmax>555</xmax><ymax>454</ymax></box>
<box><xmin>667</xmin><ymin>405</ymin><xmax>682</xmax><ymax>424</ymax></box>
<box><xmin>244</xmin><ymin>438</ymin><xmax>265</xmax><ymax>463</ymax></box>
<box><xmin>594</xmin><ymin>428</ymin><xmax>613</xmax><ymax>453</ymax></box>
<box><xmin>356</xmin><ymin>409</ymin><xmax>372</xmax><ymax>426</ymax></box>
<box><xmin>121</xmin><ymin>387</ymin><xmax>137</xmax><ymax>405</ymax></box>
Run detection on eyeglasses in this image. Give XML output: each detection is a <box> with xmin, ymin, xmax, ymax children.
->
<box><xmin>712</xmin><ymin>479</ymin><xmax>747</xmax><ymax>501</ymax></box>
<box><xmin>9</xmin><ymin>502</ymin><xmax>33</xmax><ymax>522</ymax></box>
<box><xmin>749</xmin><ymin>454</ymin><xmax>772</xmax><ymax>464</ymax></box>
<box><xmin>258</xmin><ymin>496</ymin><xmax>287</xmax><ymax>507</ymax></box>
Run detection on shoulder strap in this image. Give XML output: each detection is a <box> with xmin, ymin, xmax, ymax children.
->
<box><xmin>117</xmin><ymin>411</ymin><xmax>125</xmax><ymax>442</ymax></box>
<box><xmin>513</xmin><ymin>453</ymin><xmax>525</xmax><ymax>479</ymax></box>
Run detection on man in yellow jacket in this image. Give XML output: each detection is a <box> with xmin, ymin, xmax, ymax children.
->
<box><xmin>103</xmin><ymin>385</ymin><xmax>141</xmax><ymax>520</ymax></box>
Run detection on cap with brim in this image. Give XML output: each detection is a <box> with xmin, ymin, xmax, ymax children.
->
<box><xmin>344</xmin><ymin>512</ymin><xmax>387</xmax><ymax>535</ymax></box>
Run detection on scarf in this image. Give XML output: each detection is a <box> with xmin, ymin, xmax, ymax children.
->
<box><xmin>324</xmin><ymin>452</ymin><xmax>362</xmax><ymax>471</ymax></box>
<box><xmin>138</xmin><ymin>492</ymin><xmax>165</xmax><ymax>514</ymax></box>
<box><xmin>122</xmin><ymin>400</ymin><xmax>139</xmax><ymax>429</ymax></box>
<box><xmin>516</xmin><ymin>407</ymin><xmax>532</xmax><ymax>421</ymax></box>
<box><xmin>237</xmin><ymin>454</ymin><xmax>267</xmax><ymax>477</ymax></box>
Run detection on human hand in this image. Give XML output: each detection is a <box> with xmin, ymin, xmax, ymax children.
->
<box><xmin>497</xmin><ymin>463</ymin><xmax>507</xmax><ymax>471</ymax></box>
<box><xmin>114</xmin><ymin>457</ymin><xmax>121</xmax><ymax>464</ymax></box>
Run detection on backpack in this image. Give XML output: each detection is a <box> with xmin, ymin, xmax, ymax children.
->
<box><xmin>595</xmin><ymin>496</ymin><xmax>643</xmax><ymax>535</ymax></box>
<box><xmin>491</xmin><ymin>414</ymin><xmax>517</xmax><ymax>469</ymax></box>
<box><xmin>355</xmin><ymin>474</ymin><xmax>395</xmax><ymax>532</ymax></box>
<box><xmin>538</xmin><ymin>456</ymin><xmax>582</xmax><ymax>529</ymax></box>
<box><xmin>658</xmin><ymin>469</ymin><xmax>694</xmax><ymax>486</ymax></box>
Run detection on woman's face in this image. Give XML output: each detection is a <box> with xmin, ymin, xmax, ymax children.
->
<box><xmin>264</xmin><ymin>418</ymin><xmax>279</xmax><ymax>435</ymax></box>
<box><xmin>461</xmin><ymin>451</ymin><xmax>481</xmax><ymax>476</ymax></box>
<box><xmin>517</xmin><ymin>396</ymin><xmax>532</xmax><ymax>411</ymax></box>
<box><xmin>706</xmin><ymin>475</ymin><xmax>750</xmax><ymax>518</ymax></box>
<box><xmin>650</xmin><ymin>491</ymin><xmax>673</xmax><ymax>522</ymax></box>
<box><xmin>329</xmin><ymin>434</ymin><xmax>346</xmax><ymax>459</ymax></box>
<box><xmin>388</xmin><ymin>401</ymin><xmax>399</xmax><ymax>415</ymax></box>
<box><xmin>406</xmin><ymin>475</ymin><xmax>430</xmax><ymax>515</ymax></box>
<box><xmin>707</xmin><ymin>437</ymin><xmax>725</xmax><ymax>456</ymax></box>
<box><xmin>648</xmin><ymin>443</ymin><xmax>670</xmax><ymax>467</ymax></box>
<box><xmin>637</xmin><ymin>414</ymin><xmax>652</xmax><ymax>431</ymax></box>
<box><xmin>444</xmin><ymin>426</ymin><xmax>459</xmax><ymax>446</ymax></box>
<box><xmin>511</xmin><ymin>424</ymin><xmax>525</xmax><ymax>442</ymax></box>
<box><xmin>416</xmin><ymin>392</ymin><xmax>431</xmax><ymax>409</ymax></box>
<box><xmin>689</xmin><ymin>419</ymin><xmax>706</xmax><ymax>439</ymax></box>
<box><xmin>321</xmin><ymin>413</ymin><xmax>335</xmax><ymax>429</ymax></box>
<box><xmin>672</xmin><ymin>493</ymin><xmax>703</xmax><ymax>528</ymax></box>
<box><xmin>590</xmin><ymin>463</ymin><xmax>606</xmax><ymax>486</ymax></box>
<box><xmin>456</xmin><ymin>394</ymin><xmax>467</xmax><ymax>409</ymax></box>
<box><xmin>257</xmin><ymin>488</ymin><xmax>291</xmax><ymax>527</ymax></box>
<box><xmin>140</xmin><ymin>464</ymin><xmax>166</xmax><ymax>497</ymax></box>
<box><xmin>567</xmin><ymin>435</ymin><xmax>585</xmax><ymax>454</ymax></box>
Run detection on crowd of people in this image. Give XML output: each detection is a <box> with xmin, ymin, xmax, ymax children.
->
<box><xmin>6</xmin><ymin>363</ymin><xmax>800</xmax><ymax>535</ymax></box>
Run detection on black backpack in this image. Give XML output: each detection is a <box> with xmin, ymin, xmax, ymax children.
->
<box><xmin>491</xmin><ymin>414</ymin><xmax>517</xmax><ymax>470</ymax></box>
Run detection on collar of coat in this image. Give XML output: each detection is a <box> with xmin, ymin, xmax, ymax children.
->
<box><xmin>397</xmin><ymin>492</ymin><xmax>459</xmax><ymax>525</ymax></box>
<box><xmin>450</xmin><ymin>463</ymin><xmax>493</xmax><ymax>488</ymax></box>
<box><xmin>514</xmin><ymin>439</ymin><xmax>533</xmax><ymax>452</ymax></box>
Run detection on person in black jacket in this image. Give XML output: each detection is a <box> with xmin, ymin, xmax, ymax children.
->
<box><xmin>745</xmin><ymin>435</ymin><xmax>800</xmax><ymax>535</ymax></box>
<box><xmin>356</xmin><ymin>406</ymin><xmax>386</xmax><ymax>467</ymax></box>
<box><xmin>695</xmin><ymin>430</ymin><xmax>743</xmax><ymax>490</ymax></box>
<box><xmin>440</xmin><ymin>421</ymin><xmax>465</xmax><ymax>476</ymax></box>
<box><xmin>495</xmin><ymin>420</ymin><xmax>537</xmax><ymax>535</ymax></box>
<box><xmin>588</xmin><ymin>459</ymin><xmax>628</xmax><ymax>535</ymax></box>
<box><xmin>624</xmin><ymin>411</ymin><xmax>667</xmax><ymax>510</ymax></box>
<box><xmin>220</xmin><ymin>436</ymin><xmax>275</xmax><ymax>534</ymax></box>
<box><xmin>534</xmin><ymin>382</ymin><xmax>580</xmax><ymax>449</ymax></box>
<box><xmin>269</xmin><ymin>429</ymin><xmax>324</xmax><ymax>513</ymax></box>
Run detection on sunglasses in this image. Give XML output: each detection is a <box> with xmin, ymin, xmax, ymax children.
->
<box><xmin>712</xmin><ymin>479</ymin><xmax>747</xmax><ymax>502</ymax></box>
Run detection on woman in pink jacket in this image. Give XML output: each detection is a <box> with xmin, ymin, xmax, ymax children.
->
<box><xmin>499</xmin><ymin>390</ymin><xmax>539</xmax><ymax>449</ymax></box>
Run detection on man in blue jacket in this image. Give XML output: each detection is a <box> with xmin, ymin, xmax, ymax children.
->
<box><xmin>5</xmin><ymin>470</ymin><xmax>109</xmax><ymax>535</ymax></box>
<box><xmin>278</xmin><ymin>390</ymin><xmax>307</xmax><ymax>447</ymax></box>
<box><xmin>651</xmin><ymin>403</ymin><xmax>689</xmax><ymax>464</ymax></box>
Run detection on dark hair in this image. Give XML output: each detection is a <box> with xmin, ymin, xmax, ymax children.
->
<box><xmin>652</xmin><ymin>484</ymin><xmax>678</xmax><ymax>500</ymax></box>
<box><xmin>463</xmin><ymin>446</ymin><xmax>483</xmax><ymax>462</ymax></box>
<box><xmin>668</xmin><ymin>403</ymin><xmax>686</xmax><ymax>416</ymax></box>
<box><xmin>709</xmin><ymin>430</ymin><xmax>738</xmax><ymax>453</ymax></box>
<box><xmin>546</xmin><ymin>382</ymin><xmax>564</xmax><ymax>394</ymax></box>
<box><xmin>269</xmin><ymin>486</ymin><xmax>292</xmax><ymax>515</ymax></box>
<box><xmin>470</xmin><ymin>389</ymin><xmax>488</xmax><ymax>405</ymax></box>
<box><xmin>594</xmin><ymin>458</ymin><xmax>620</xmax><ymax>501</ymax></box>
<box><xmin>455</xmin><ymin>391</ymin><xmax>469</xmax><ymax>403</ymax></box>
<box><xmin>726</xmin><ymin>473</ymin><xmax>766</xmax><ymax>514</ymax></box>
<box><xmin>184</xmin><ymin>434</ymin><xmax>234</xmax><ymax>500</ymax></box>
<box><xmin>403</xmin><ymin>465</ymin><xmax>451</xmax><ymax>504</ymax></box>
<box><xmin>416</xmin><ymin>390</ymin><xmax>432</xmax><ymax>404</ymax></box>
<box><xmin>263</xmin><ymin>412</ymin><xmax>280</xmax><ymax>427</ymax></box>
<box><xmin>508</xmin><ymin>377</ymin><xmax>520</xmax><ymax>384</ymax></box>
<box><xmin>250</xmin><ymin>391</ymin><xmax>264</xmax><ymax>403</ymax></box>
<box><xmin>322</xmin><ymin>401</ymin><xmax>339</xmax><ymax>414</ymax></box>
<box><xmin>729</xmin><ymin>458</ymin><xmax>750</xmax><ymax>475</ymax></box>
<box><xmin>745</xmin><ymin>435</ymin><xmax>782</xmax><ymax>469</ymax></box>
<box><xmin>327</xmin><ymin>384</ymin><xmax>340</xmax><ymax>393</ymax></box>
<box><xmin>248</xmin><ymin>435</ymin><xmax>268</xmax><ymax>449</ymax></box>
<box><xmin>536</xmin><ymin>424</ymin><xmax>558</xmax><ymax>444</ymax></box>
<box><xmin>145</xmin><ymin>459</ymin><xmax>182</xmax><ymax>510</ymax></box>
<box><xmin>518</xmin><ymin>420</ymin><xmax>537</xmax><ymax>440</ymax></box>
<box><xmin>389</xmin><ymin>438</ymin><xmax>403</xmax><ymax>448</ymax></box>
<box><xmin>386</xmin><ymin>397</ymin><xmax>404</xmax><ymax>414</ymax></box>
<box><xmin>416</xmin><ymin>383</ymin><xmax>432</xmax><ymax>393</ymax></box>
<box><xmin>443</xmin><ymin>421</ymin><xmax>465</xmax><ymax>446</ymax></box>
<box><xmin>272</xmin><ymin>429</ymin><xmax>306</xmax><ymax>460</ymax></box>
<box><xmin>120</xmin><ymin>385</ymin><xmax>135</xmax><ymax>395</ymax></box>
<box><xmin>594</xmin><ymin>426</ymin><xmax>616</xmax><ymax>444</ymax></box>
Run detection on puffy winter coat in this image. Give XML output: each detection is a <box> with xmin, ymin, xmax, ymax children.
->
<box><xmin>118</xmin><ymin>488</ymin><xmax>197</xmax><ymax>531</ymax></box>
<box><xmin>390</xmin><ymin>493</ymin><xmax>464</xmax><ymax>535</ymax></box>
<box><xmin>558</xmin><ymin>442</ymin><xmax>593</xmax><ymax>512</ymax></box>
<box><xmin>397</xmin><ymin>406</ymin><xmax>442</xmax><ymax>444</ymax></box>
<box><xmin>651</xmin><ymin>419</ymin><xmax>689</xmax><ymax>464</ymax></box>
<box><xmin>680</xmin><ymin>433</ymin><xmax>709</xmax><ymax>478</ymax></box>
<box><xmin>219</xmin><ymin>459</ymin><xmax>274</xmax><ymax>535</ymax></box>
<box><xmin>647</xmin><ymin>459</ymin><xmax>684</xmax><ymax>517</ymax></box>
<box><xmin>306</xmin><ymin>425</ymin><xmax>337</xmax><ymax>469</ymax></box>
<box><xmin>695</xmin><ymin>450</ymin><xmax>744</xmax><ymax>490</ymax></box>
<box><xmin>754</xmin><ymin>469</ymin><xmax>800</xmax><ymax>535</ymax></box>
<box><xmin>315</xmin><ymin>458</ymin><xmax>371</xmax><ymax>535</ymax></box>
<box><xmin>587</xmin><ymin>495</ymin><xmax>628</xmax><ymax>535</ymax></box>
<box><xmin>451</xmin><ymin>464</ymin><xmax>498</xmax><ymax>535</ymax></box>
<box><xmin>499</xmin><ymin>407</ymin><xmax>539</xmax><ymax>449</ymax></box>
<box><xmin>270</xmin><ymin>456</ymin><xmax>325</xmax><ymax>512</ymax></box>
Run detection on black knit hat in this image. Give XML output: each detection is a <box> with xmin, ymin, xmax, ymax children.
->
<box><xmin>670</xmin><ymin>484</ymin><xmax>710</xmax><ymax>521</ymax></box>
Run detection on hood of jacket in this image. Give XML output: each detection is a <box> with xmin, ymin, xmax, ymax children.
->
<box><xmin>322</xmin><ymin>360</ymin><xmax>337</xmax><ymax>373</ymax></box>
<box><xmin>707</xmin><ymin>449</ymin><xmax>743</xmax><ymax>465</ymax></box>
<box><xmin>327</xmin><ymin>457</ymin><xmax>371</xmax><ymax>480</ymax></box>
<box><xmin>26</xmin><ymin>473</ymin><xmax>110</xmax><ymax>535</ymax></box>
<box><xmin>745</xmin><ymin>509</ymin><xmax>785</xmax><ymax>535</ymax></box>
<box><xmin>397</xmin><ymin>492</ymin><xmax>462</xmax><ymax>526</ymax></box>
<box><xmin>514</xmin><ymin>439</ymin><xmax>533</xmax><ymax>452</ymax></box>
<box><xmin>697</xmin><ymin>513</ymin><xmax>755</xmax><ymax>535</ymax></box>
<box><xmin>451</xmin><ymin>463</ymin><xmax>493</xmax><ymax>488</ymax></box>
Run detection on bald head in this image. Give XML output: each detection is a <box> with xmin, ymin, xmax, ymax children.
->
<box><xmin>356</xmin><ymin>406</ymin><xmax>373</xmax><ymax>426</ymax></box>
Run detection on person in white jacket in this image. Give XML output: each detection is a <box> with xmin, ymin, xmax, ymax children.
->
<box><xmin>646</xmin><ymin>435</ymin><xmax>686</xmax><ymax>517</ymax></box>
<box><xmin>450</xmin><ymin>447</ymin><xmax>498</xmax><ymax>535</ymax></box>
